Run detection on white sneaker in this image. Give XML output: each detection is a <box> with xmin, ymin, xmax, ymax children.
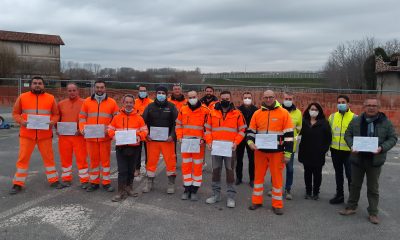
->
<box><xmin>226</xmin><ymin>198</ymin><xmax>236</xmax><ymax>208</ymax></box>
<box><xmin>205</xmin><ymin>194</ymin><xmax>221</xmax><ymax>204</ymax></box>
<box><xmin>140</xmin><ymin>165</ymin><xmax>146</xmax><ymax>176</ymax></box>
<box><xmin>134</xmin><ymin>175</ymin><xmax>142</xmax><ymax>182</ymax></box>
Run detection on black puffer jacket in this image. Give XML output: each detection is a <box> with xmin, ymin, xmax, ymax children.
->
<box><xmin>142</xmin><ymin>99</ymin><xmax>178</xmax><ymax>140</ymax></box>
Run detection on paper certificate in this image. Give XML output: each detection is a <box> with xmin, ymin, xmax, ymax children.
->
<box><xmin>353</xmin><ymin>136</ymin><xmax>379</xmax><ymax>152</ymax></box>
<box><xmin>84</xmin><ymin>124</ymin><xmax>105</xmax><ymax>138</ymax></box>
<box><xmin>255</xmin><ymin>134</ymin><xmax>278</xmax><ymax>149</ymax></box>
<box><xmin>181</xmin><ymin>138</ymin><xmax>201</xmax><ymax>153</ymax></box>
<box><xmin>115</xmin><ymin>130</ymin><xmax>137</xmax><ymax>145</ymax></box>
<box><xmin>27</xmin><ymin>115</ymin><xmax>50</xmax><ymax>130</ymax></box>
<box><xmin>149</xmin><ymin>127</ymin><xmax>169</xmax><ymax>141</ymax></box>
<box><xmin>211</xmin><ymin>140</ymin><xmax>233</xmax><ymax>157</ymax></box>
<box><xmin>57</xmin><ymin>122</ymin><xmax>77</xmax><ymax>135</ymax></box>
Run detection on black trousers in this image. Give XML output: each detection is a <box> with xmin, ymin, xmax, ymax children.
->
<box><xmin>235</xmin><ymin>139</ymin><xmax>255</xmax><ymax>182</ymax></box>
<box><xmin>303</xmin><ymin>164</ymin><xmax>323</xmax><ymax>196</ymax></box>
<box><xmin>116</xmin><ymin>145</ymin><xmax>141</xmax><ymax>185</ymax></box>
<box><xmin>135</xmin><ymin>142</ymin><xmax>147</xmax><ymax>171</ymax></box>
<box><xmin>331</xmin><ymin>148</ymin><xmax>352</xmax><ymax>196</ymax></box>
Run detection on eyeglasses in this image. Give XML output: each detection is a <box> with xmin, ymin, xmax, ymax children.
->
<box><xmin>263</xmin><ymin>96</ymin><xmax>275</xmax><ymax>100</ymax></box>
<box><xmin>365</xmin><ymin>105</ymin><xmax>378</xmax><ymax>108</ymax></box>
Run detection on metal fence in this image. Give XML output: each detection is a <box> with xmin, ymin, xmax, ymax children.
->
<box><xmin>1</xmin><ymin>78</ymin><xmax>400</xmax><ymax>131</ymax></box>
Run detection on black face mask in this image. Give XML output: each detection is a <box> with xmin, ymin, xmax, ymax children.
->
<box><xmin>220</xmin><ymin>100</ymin><xmax>230</xmax><ymax>108</ymax></box>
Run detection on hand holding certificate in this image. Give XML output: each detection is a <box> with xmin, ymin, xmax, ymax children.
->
<box><xmin>149</xmin><ymin>127</ymin><xmax>169</xmax><ymax>141</ymax></box>
<box><xmin>352</xmin><ymin>136</ymin><xmax>379</xmax><ymax>152</ymax></box>
<box><xmin>115</xmin><ymin>130</ymin><xmax>137</xmax><ymax>145</ymax></box>
<box><xmin>27</xmin><ymin>115</ymin><xmax>50</xmax><ymax>130</ymax></box>
<box><xmin>57</xmin><ymin>122</ymin><xmax>77</xmax><ymax>135</ymax></box>
<box><xmin>255</xmin><ymin>134</ymin><xmax>278</xmax><ymax>149</ymax></box>
<box><xmin>181</xmin><ymin>138</ymin><xmax>201</xmax><ymax>153</ymax></box>
<box><xmin>84</xmin><ymin>124</ymin><xmax>105</xmax><ymax>138</ymax></box>
<box><xmin>211</xmin><ymin>140</ymin><xmax>233</xmax><ymax>157</ymax></box>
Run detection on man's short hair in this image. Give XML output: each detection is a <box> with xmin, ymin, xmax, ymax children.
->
<box><xmin>243</xmin><ymin>91</ymin><xmax>252</xmax><ymax>97</ymax></box>
<box><xmin>66</xmin><ymin>82</ymin><xmax>78</xmax><ymax>88</ymax></box>
<box><xmin>283</xmin><ymin>91</ymin><xmax>294</xmax><ymax>97</ymax></box>
<box><xmin>29</xmin><ymin>76</ymin><xmax>44</xmax><ymax>85</ymax></box>
<box><xmin>122</xmin><ymin>94</ymin><xmax>135</xmax><ymax>102</ymax></box>
<box><xmin>95</xmin><ymin>80</ymin><xmax>106</xmax><ymax>86</ymax></box>
<box><xmin>138</xmin><ymin>84</ymin><xmax>147</xmax><ymax>89</ymax></box>
<box><xmin>205</xmin><ymin>86</ymin><xmax>214</xmax><ymax>91</ymax></box>
<box><xmin>220</xmin><ymin>90</ymin><xmax>231</xmax><ymax>96</ymax></box>
<box><xmin>364</xmin><ymin>97</ymin><xmax>380</xmax><ymax>106</ymax></box>
<box><xmin>337</xmin><ymin>94</ymin><xmax>350</xmax><ymax>103</ymax></box>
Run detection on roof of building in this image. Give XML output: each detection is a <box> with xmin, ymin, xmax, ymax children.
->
<box><xmin>0</xmin><ymin>30</ymin><xmax>64</xmax><ymax>45</ymax></box>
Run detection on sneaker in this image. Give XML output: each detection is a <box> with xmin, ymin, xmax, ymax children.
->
<box><xmin>134</xmin><ymin>175</ymin><xmax>142</xmax><ymax>182</ymax></box>
<box><xmin>272</xmin><ymin>207</ymin><xmax>284</xmax><ymax>215</ymax></box>
<box><xmin>248</xmin><ymin>204</ymin><xmax>262</xmax><ymax>210</ymax></box>
<box><xmin>339</xmin><ymin>208</ymin><xmax>357</xmax><ymax>216</ymax></box>
<box><xmin>304</xmin><ymin>194</ymin><xmax>312</xmax><ymax>200</ymax></box>
<box><xmin>9</xmin><ymin>185</ymin><xmax>22</xmax><ymax>195</ymax></box>
<box><xmin>368</xmin><ymin>215</ymin><xmax>379</xmax><ymax>224</ymax></box>
<box><xmin>205</xmin><ymin>194</ymin><xmax>221</xmax><ymax>204</ymax></box>
<box><xmin>329</xmin><ymin>195</ymin><xmax>344</xmax><ymax>204</ymax></box>
<box><xmin>285</xmin><ymin>190</ymin><xmax>293</xmax><ymax>200</ymax></box>
<box><xmin>140</xmin><ymin>166</ymin><xmax>147</xmax><ymax>176</ymax></box>
<box><xmin>267</xmin><ymin>190</ymin><xmax>272</xmax><ymax>197</ymax></box>
<box><xmin>190</xmin><ymin>193</ymin><xmax>199</xmax><ymax>201</ymax></box>
<box><xmin>312</xmin><ymin>194</ymin><xmax>319</xmax><ymax>201</ymax></box>
<box><xmin>226</xmin><ymin>198</ymin><xmax>236</xmax><ymax>208</ymax></box>
<box><xmin>181</xmin><ymin>192</ymin><xmax>190</xmax><ymax>200</ymax></box>
<box><xmin>103</xmin><ymin>184</ymin><xmax>115</xmax><ymax>192</ymax></box>
<box><xmin>86</xmin><ymin>184</ymin><xmax>100</xmax><ymax>192</ymax></box>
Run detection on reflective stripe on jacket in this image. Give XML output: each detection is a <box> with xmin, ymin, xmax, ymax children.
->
<box><xmin>329</xmin><ymin>110</ymin><xmax>355</xmax><ymax>151</ymax></box>
<box><xmin>176</xmin><ymin>104</ymin><xmax>210</xmax><ymax>140</ymax></box>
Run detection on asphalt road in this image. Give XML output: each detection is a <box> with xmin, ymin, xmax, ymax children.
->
<box><xmin>0</xmin><ymin>127</ymin><xmax>399</xmax><ymax>240</ymax></box>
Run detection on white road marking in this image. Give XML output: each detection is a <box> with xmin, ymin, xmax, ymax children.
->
<box><xmin>0</xmin><ymin>204</ymin><xmax>95</xmax><ymax>239</ymax></box>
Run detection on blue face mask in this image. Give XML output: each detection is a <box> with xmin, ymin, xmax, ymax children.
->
<box><xmin>157</xmin><ymin>94</ymin><xmax>166</xmax><ymax>102</ymax></box>
<box><xmin>337</xmin><ymin>103</ymin><xmax>347</xmax><ymax>112</ymax></box>
<box><xmin>139</xmin><ymin>92</ymin><xmax>147</xmax><ymax>98</ymax></box>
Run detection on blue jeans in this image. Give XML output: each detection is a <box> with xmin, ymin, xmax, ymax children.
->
<box><xmin>285</xmin><ymin>153</ymin><xmax>295</xmax><ymax>191</ymax></box>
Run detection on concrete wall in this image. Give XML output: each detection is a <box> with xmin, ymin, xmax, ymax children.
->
<box><xmin>377</xmin><ymin>72</ymin><xmax>400</xmax><ymax>91</ymax></box>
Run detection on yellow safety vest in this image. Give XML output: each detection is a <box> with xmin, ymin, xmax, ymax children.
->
<box><xmin>289</xmin><ymin>108</ymin><xmax>302</xmax><ymax>152</ymax></box>
<box><xmin>329</xmin><ymin>110</ymin><xmax>356</xmax><ymax>151</ymax></box>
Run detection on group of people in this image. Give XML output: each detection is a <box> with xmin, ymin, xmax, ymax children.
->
<box><xmin>9</xmin><ymin>76</ymin><xmax>397</xmax><ymax>224</ymax></box>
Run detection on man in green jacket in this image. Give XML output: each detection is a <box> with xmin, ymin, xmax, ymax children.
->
<box><xmin>339</xmin><ymin>98</ymin><xmax>397</xmax><ymax>225</ymax></box>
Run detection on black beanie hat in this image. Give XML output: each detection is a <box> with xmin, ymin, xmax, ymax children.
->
<box><xmin>155</xmin><ymin>85</ymin><xmax>168</xmax><ymax>93</ymax></box>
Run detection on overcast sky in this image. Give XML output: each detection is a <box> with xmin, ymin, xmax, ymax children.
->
<box><xmin>2</xmin><ymin>0</ymin><xmax>399</xmax><ymax>72</ymax></box>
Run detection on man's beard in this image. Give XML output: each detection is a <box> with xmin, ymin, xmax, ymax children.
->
<box><xmin>206</xmin><ymin>94</ymin><xmax>212</xmax><ymax>98</ymax></box>
<box><xmin>32</xmin><ymin>89</ymin><xmax>43</xmax><ymax>94</ymax></box>
<box><xmin>96</xmin><ymin>92</ymin><xmax>104</xmax><ymax>96</ymax></box>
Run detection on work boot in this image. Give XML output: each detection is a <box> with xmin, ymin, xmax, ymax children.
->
<box><xmin>249</xmin><ymin>204</ymin><xmax>262</xmax><ymax>210</ymax></box>
<box><xmin>329</xmin><ymin>194</ymin><xmax>344</xmax><ymax>204</ymax></box>
<box><xmin>304</xmin><ymin>194</ymin><xmax>312</xmax><ymax>200</ymax></box>
<box><xmin>272</xmin><ymin>207</ymin><xmax>284</xmax><ymax>215</ymax></box>
<box><xmin>112</xmin><ymin>184</ymin><xmax>127</xmax><ymax>202</ymax></box>
<box><xmin>312</xmin><ymin>194</ymin><xmax>320</xmax><ymax>201</ymax></box>
<box><xmin>86</xmin><ymin>184</ymin><xmax>100</xmax><ymax>192</ymax></box>
<box><xmin>125</xmin><ymin>181</ymin><xmax>138</xmax><ymax>197</ymax></box>
<box><xmin>368</xmin><ymin>215</ymin><xmax>379</xmax><ymax>224</ymax></box>
<box><xmin>226</xmin><ymin>198</ymin><xmax>236</xmax><ymax>208</ymax></box>
<box><xmin>285</xmin><ymin>190</ymin><xmax>293</xmax><ymax>200</ymax></box>
<box><xmin>103</xmin><ymin>184</ymin><xmax>115</xmax><ymax>192</ymax></box>
<box><xmin>181</xmin><ymin>191</ymin><xmax>190</xmax><ymax>200</ymax></box>
<box><xmin>167</xmin><ymin>176</ymin><xmax>176</xmax><ymax>194</ymax></box>
<box><xmin>190</xmin><ymin>186</ymin><xmax>199</xmax><ymax>201</ymax></box>
<box><xmin>81</xmin><ymin>182</ymin><xmax>90</xmax><ymax>189</ymax></box>
<box><xmin>142</xmin><ymin>177</ymin><xmax>154</xmax><ymax>193</ymax></box>
<box><xmin>56</xmin><ymin>181</ymin><xmax>72</xmax><ymax>189</ymax></box>
<box><xmin>9</xmin><ymin>185</ymin><xmax>22</xmax><ymax>195</ymax></box>
<box><xmin>205</xmin><ymin>193</ymin><xmax>221</xmax><ymax>204</ymax></box>
<box><xmin>50</xmin><ymin>181</ymin><xmax>62</xmax><ymax>188</ymax></box>
<box><xmin>339</xmin><ymin>208</ymin><xmax>357</xmax><ymax>216</ymax></box>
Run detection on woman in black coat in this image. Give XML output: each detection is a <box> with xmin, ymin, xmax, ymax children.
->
<box><xmin>298</xmin><ymin>102</ymin><xmax>332</xmax><ymax>200</ymax></box>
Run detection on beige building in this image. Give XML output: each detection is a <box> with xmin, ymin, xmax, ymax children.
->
<box><xmin>376</xmin><ymin>54</ymin><xmax>400</xmax><ymax>91</ymax></box>
<box><xmin>0</xmin><ymin>30</ymin><xmax>64</xmax><ymax>79</ymax></box>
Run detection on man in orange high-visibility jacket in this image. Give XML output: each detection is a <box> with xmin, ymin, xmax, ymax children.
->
<box><xmin>10</xmin><ymin>76</ymin><xmax>62</xmax><ymax>194</ymax></box>
<box><xmin>200</xmin><ymin>85</ymin><xmax>218</xmax><ymax>110</ymax></box>
<box><xmin>247</xmin><ymin>90</ymin><xmax>294</xmax><ymax>215</ymax></box>
<box><xmin>176</xmin><ymin>90</ymin><xmax>210</xmax><ymax>201</ymax></box>
<box><xmin>57</xmin><ymin>83</ymin><xmax>89</xmax><ymax>189</ymax></box>
<box><xmin>204</xmin><ymin>90</ymin><xmax>246</xmax><ymax>208</ymax></box>
<box><xmin>108</xmin><ymin>94</ymin><xmax>148</xmax><ymax>202</ymax></box>
<box><xmin>79</xmin><ymin>80</ymin><xmax>119</xmax><ymax>193</ymax></box>
<box><xmin>134</xmin><ymin>84</ymin><xmax>153</xmax><ymax>177</ymax></box>
<box><xmin>168</xmin><ymin>83</ymin><xmax>187</xmax><ymax>112</ymax></box>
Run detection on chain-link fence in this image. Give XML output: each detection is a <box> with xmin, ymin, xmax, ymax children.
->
<box><xmin>1</xmin><ymin>78</ymin><xmax>400</xmax><ymax>131</ymax></box>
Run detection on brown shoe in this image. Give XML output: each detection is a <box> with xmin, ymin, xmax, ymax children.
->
<box><xmin>272</xmin><ymin>207</ymin><xmax>284</xmax><ymax>215</ymax></box>
<box><xmin>125</xmin><ymin>184</ymin><xmax>139</xmax><ymax>197</ymax></box>
<box><xmin>368</xmin><ymin>215</ymin><xmax>379</xmax><ymax>224</ymax></box>
<box><xmin>339</xmin><ymin>208</ymin><xmax>357</xmax><ymax>216</ymax></box>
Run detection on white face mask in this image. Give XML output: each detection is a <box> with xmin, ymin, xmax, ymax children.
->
<box><xmin>309</xmin><ymin>110</ymin><xmax>319</xmax><ymax>118</ymax></box>
<box><xmin>283</xmin><ymin>100</ymin><xmax>293</xmax><ymax>107</ymax></box>
<box><xmin>188</xmin><ymin>98</ymin><xmax>198</xmax><ymax>105</ymax></box>
<box><xmin>243</xmin><ymin>98</ymin><xmax>252</xmax><ymax>105</ymax></box>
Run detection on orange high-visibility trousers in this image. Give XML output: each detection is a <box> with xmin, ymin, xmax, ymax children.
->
<box><xmin>252</xmin><ymin>151</ymin><xmax>285</xmax><ymax>208</ymax></box>
<box><xmin>86</xmin><ymin>140</ymin><xmax>111</xmax><ymax>185</ymax></box>
<box><xmin>181</xmin><ymin>145</ymin><xmax>205</xmax><ymax>187</ymax></box>
<box><xmin>58</xmin><ymin>135</ymin><xmax>89</xmax><ymax>183</ymax></box>
<box><xmin>146</xmin><ymin>141</ymin><xmax>176</xmax><ymax>177</ymax></box>
<box><xmin>13</xmin><ymin>137</ymin><xmax>59</xmax><ymax>186</ymax></box>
